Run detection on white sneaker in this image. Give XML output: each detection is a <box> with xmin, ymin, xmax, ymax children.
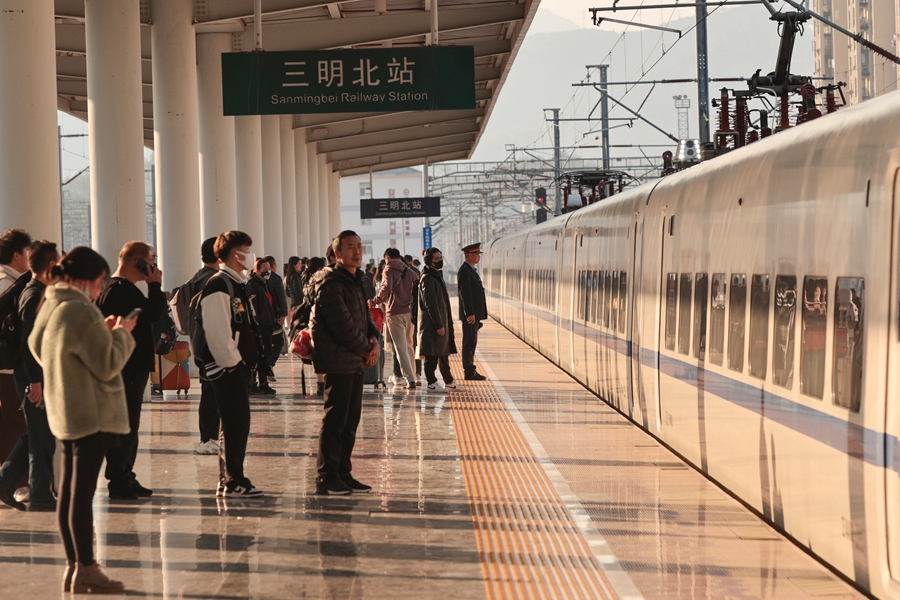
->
<box><xmin>13</xmin><ymin>487</ymin><xmax>29</xmax><ymax>503</ymax></box>
<box><xmin>444</xmin><ymin>382</ymin><xmax>466</xmax><ymax>392</ymax></box>
<box><xmin>390</xmin><ymin>376</ymin><xmax>404</xmax><ymax>385</ymax></box>
<box><xmin>195</xmin><ymin>440</ymin><xmax>219</xmax><ymax>455</ymax></box>
<box><xmin>426</xmin><ymin>383</ymin><xmax>447</xmax><ymax>394</ymax></box>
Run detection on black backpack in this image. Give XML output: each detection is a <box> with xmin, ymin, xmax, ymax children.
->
<box><xmin>153</xmin><ymin>307</ymin><xmax>178</xmax><ymax>356</ymax></box>
<box><xmin>0</xmin><ymin>271</ymin><xmax>32</xmax><ymax>370</ymax></box>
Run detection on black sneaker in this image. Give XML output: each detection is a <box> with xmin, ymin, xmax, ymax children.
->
<box><xmin>341</xmin><ymin>476</ymin><xmax>372</xmax><ymax>493</ymax></box>
<box><xmin>225</xmin><ymin>480</ymin><xmax>264</xmax><ymax>498</ymax></box>
<box><xmin>315</xmin><ymin>479</ymin><xmax>351</xmax><ymax>495</ymax></box>
<box><xmin>108</xmin><ymin>487</ymin><xmax>138</xmax><ymax>500</ymax></box>
<box><xmin>259</xmin><ymin>385</ymin><xmax>277</xmax><ymax>395</ymax></box>
<box><xmin>131</xmin><ymin>480</ymin><xmax>153</xmax><ymax>497</ymax></box>
<box><xmin>465</xmin><ymin>372</ymin><xmax>487</xmax><ymax>381</ymax></box>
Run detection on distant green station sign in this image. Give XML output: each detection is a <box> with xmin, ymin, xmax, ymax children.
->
<box><xmin>222</xmin><ymin>47</ymin><xmax>476</xmax><ymax>116</ymax></box>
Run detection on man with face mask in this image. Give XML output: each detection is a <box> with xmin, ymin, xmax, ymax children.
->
<box><xmin>246</xmin><ymin>258</ymin><xmax>277</xmax><ymax>395</ymax></box>
<box><xmin>199</xmin><ymin>231</ymin><xmax>264</xmax><ymax>498</ymax></box>
<box><xmin>417</xmin><ymin>248</ymin><xmax>465</xmax><ymax>394</ymax></box>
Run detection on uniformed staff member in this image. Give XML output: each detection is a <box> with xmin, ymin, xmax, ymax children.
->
<box><xmin>457</xmin><ymin>243</ymin><xmax>488</xmax><ymax>381</ymax></box>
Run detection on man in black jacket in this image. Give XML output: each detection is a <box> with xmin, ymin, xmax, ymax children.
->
<box><xmin>457</xmin><ymin>243</ymin><xmax>488</xmax><ymax>380</ymax></box>
<box><xmin>310</xmin><ymin>231</ymin><xmax>379</xmax><ymax>495</ymax></box>
<box><xmin>96</xmin><ymin>241</ymin><xmax>167</xmax><ymax>500</ymax></box>
<box><xmin>246</xmin><ymin>258</ymin><xmax>277</xmax><ymax>395</ymax></box>
<box><xmin>185</xmin><ymin>237</ymin><xmax>220</xmax><ymax>455</ymax></box>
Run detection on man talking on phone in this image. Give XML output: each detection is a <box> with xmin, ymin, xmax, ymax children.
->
<box><xmin>96</xmin><ymin>241</ymin><xmax>167</xmax><ymax>500</ymax></box>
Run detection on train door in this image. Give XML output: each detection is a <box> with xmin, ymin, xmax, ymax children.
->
<box><xmin>572</xmin><ymin>228</ymin><xmax>588</xmax><ymax>385</ymax></box>
<box><xmin>884</xmin><ymin>164</ymin><xmax>900</xmax><ymax>586</ymax></box>
<box><xmin>558</xmin><ymin>225</ymin><xmax>578</xmax><ymax>376</ymax></box>
<box><xmin>629</xmin><ymin>214</ymin><xmax>644</xmax><ymax>424</ymax></box>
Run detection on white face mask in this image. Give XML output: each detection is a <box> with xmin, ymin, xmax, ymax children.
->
<box><xmin>235</xmin><ymin>250</ymin><xmax>256</xmax><ymax>273</ymax></box>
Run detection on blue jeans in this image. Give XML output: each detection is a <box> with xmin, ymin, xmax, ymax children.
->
<box><xmin>0</xmin><ymin>372</ymin><xmax>56</xmax><ymax>503</ymax></box>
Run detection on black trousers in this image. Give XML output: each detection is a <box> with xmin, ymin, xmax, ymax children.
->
<box><xmin>424</xmin><ymin>355</ymin><xmax>453</xmax><ymax>385</ymax></box>
<box><xmin>58</xmin><ymin>433</ymin><xmax>107</xmax><ymax>566</ymax></box>
<box><xmin>198</xmin><ymin>380</ymin><xmax>220</xmax><ymax>443</ymax></box>
<box><xmin>105</xmin><ymin>366</ymin><xmax>149</xmax><ymax>491</ymax></box>
<box><xmin>461</xmin><ymin>320</ymin><xmax>480</xmax><ymax>375</ymax></box>
<box><xmin>317</xmin><ymin>372</ymin><xmax>363</xmax><ymax>481</ymax></box>
<box><xmin>211</xmin><ymin>365</ymin><xmax>252</xmax><ymax>485</ymax></box>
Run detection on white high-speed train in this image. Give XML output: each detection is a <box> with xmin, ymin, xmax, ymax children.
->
<box><xmin>483</xmin><ymin>90</ymin><xmax>900</xmax><ymax>598</ymax></box>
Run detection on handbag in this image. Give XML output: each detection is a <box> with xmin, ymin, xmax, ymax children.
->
<box><xmin>291</xmin><ymin>328</ymin><xmax>313</xmax><ymax>360</ymax></box>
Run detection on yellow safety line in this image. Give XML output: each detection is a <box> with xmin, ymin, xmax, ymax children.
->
<box><xmin>448</xmin><ymin>334</ymin><xmax>617</xmax><ymax>600</ymax></box>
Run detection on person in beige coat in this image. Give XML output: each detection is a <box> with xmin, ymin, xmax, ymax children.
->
<box><xmin>29</xmin><ymin>247</ymin><xmax>137</xmax><ymax>595</ymax></box>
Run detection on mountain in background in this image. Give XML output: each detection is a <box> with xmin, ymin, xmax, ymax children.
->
<box><xmin>473</xmin><ymin>4</ymin><xmax>816</xmax><ymax>163</ymax></box>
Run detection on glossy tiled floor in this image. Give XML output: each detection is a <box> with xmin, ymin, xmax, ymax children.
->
<box><xmin>0</xmin><ymin>319</ymin><xmax>866</xmax><ymax>599</ymax></box>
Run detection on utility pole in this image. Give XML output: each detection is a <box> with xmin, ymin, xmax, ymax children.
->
<box><xmin>599</xmin><ymin>65</ymin><xmax>611</xmax><ymax>170</ymax></box>
<box><xmin>549</xmin><ymin>108</ymin><xmax>561</xmax><ymax>216</ymax></box>
<box><xmin>695</xmin><ymin>0</ymin><xmax>711</xmax><ymax>143</ymax></box>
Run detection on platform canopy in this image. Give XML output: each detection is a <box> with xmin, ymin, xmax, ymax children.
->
<box><xmin>53</xmin><ymin>0</ymin><xmax>539</xmax><ymax>176</ymax></box>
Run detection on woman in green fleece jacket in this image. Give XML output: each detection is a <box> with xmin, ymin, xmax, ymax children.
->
<box><xmin>29</xmin><ymin>247</ymin><xmax>137</xmax><ymax>595</ymax></box>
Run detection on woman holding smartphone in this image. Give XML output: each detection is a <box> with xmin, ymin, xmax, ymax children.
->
<box><xmin>28</xmin><ymin>247</ymin><xmax>138</xmax><ymax>594</ymax></box>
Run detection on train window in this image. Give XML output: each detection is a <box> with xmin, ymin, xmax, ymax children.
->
<box><xmin>678</xmin><ymin>274</ymin><xmax>693</xmax><ymax>355</ymax></box>
<box><xmin>618</xmin><ymin>271</ymin><xmax>627</xmax><ymax>333</ymax></box>
<box><xmin>610</xmin><ymin>271</ymin><xmax>620</xmax><ymax>330</ymax></box>
<box><xmin>709</xmin><ymin>274</ymin><xmax>727</xmax><ymax>366</ymax></box>
<box><xmin>833</xmin><ymin>278</ymin><xmax>864</xmax><ymax>411</ymax></box>
<box><xmin>605</xmin><ymin>271</ymin><xmax>613</xmax><ymax>328</ymax></box>
<box><xmin>749</xmin><ymin>275</ymin><xmax>770</xmax><ymax>380</ymax></box>
<box><xmin>728</xmin><ymin>274</ymin><xmax>747</xmax><ymax>372</ymax></box>
<box><xmin>772</xmin><ymin>275</ymin><xmax>798</xmax><ymax>389</ymax></box>
<box><xmin>693</xmin><ymin>273</ymin><xmax>709</xmax><ymax>360</ymax></box>
<box><xmin>800</xmin><ymin>277</ymin><xmax>827</xmax><ymax>399</ymax></box>
<box><xmin>665</xmin><ymin>273</ymin><xmax>677</xmax><ymax>350</ymax></box>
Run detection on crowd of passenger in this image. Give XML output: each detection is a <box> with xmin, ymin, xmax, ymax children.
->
<box><xmin>0</xmin><ymin>224</ymin><xmax>489</xmax><ymax>594</ymax></box>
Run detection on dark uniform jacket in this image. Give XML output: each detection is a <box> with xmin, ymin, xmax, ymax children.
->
<box><xmin>457</xmin><ymin>262</ymin><xmax>488</xmax><ymax>321</ymax></box>
<box><xmin>417</xmin><ymin>266</ymin><xmax>457</xmax><ymax>358</ymax></box>
<box><xmin>16</xmin><ymin>279</ymin><xmax>46</xmax><ymax>385</ymax></box>
<box><xmin>286</xmin><ymin>272</ymin><xmax>304</xmax><ymax>308</ymax></box>
<box><xmin>310</xmin><ymin>265</ymin><xmax>378</xmax><ymax>374</ymax></box>
<box><xmin>266</xmin><ymin>271</ymin><xmax>288</xmax><ymax>319</ymax></box>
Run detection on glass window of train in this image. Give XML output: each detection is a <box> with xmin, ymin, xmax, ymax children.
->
<box><xmin>749</xmin><ymin>275</ymin><xmax>771</xmax><ymax>379</ymax></box>
<box><xmin>832</xmin><ymin>278</ymin><xmax>864</xmax><ymax>411</ymax></box>
<box><xmin>678</xmin><ymin>274</ymin><xmax>693</xmax><ymax>355</ymax></box>
<box><xmin>728</xmin><ymin>274</ymin><xmax>747</xmax><ymax>372</ymax></box>
<box><xmin>665</xmin><ymin>273</ymin><xmax>677</xmax><ymax>351</ymax></box>
<box><xmin>693</xmin><ymin>274</ymin><xmax>709</xmax><ymax>360</ymax></box>
<box><xmin>800</xmin><ymin>277</ymin><xmax>827</xmax><ymax>399</ymax></box>
<box><xmin>610</xmin><ymin>271</ymin><xmax>620</xmax><ymax>330</ymax></box>
<box><xmin>709</xmin><ymin>274</ymin><xmax>727</xmax><ymax>366</ymax></box>
<box><xmin>619</xmin><ymin>271</ymin><xmax>627</xmax><ymax>333</ymax></box>
<box><xmin>772</xmin><ymin>275</ymin><xmax>798</xmax><ymax>389</ymax></box>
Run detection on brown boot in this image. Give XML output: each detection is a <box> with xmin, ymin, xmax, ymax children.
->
<box><xmin>71</xmin><ymin>562</ymin><xmax>125</xmax><ymax>594</ymax></box>
<box><xmin>62</xmin><ymin>562</ymin><xmax>74</xmax><ymax>592</ymax></box>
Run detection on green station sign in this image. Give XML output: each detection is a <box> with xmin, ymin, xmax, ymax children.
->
<box><xmin>222</xmin><ymin>47</ymin><xmax>476</xmax><ymax>116</ymax></box>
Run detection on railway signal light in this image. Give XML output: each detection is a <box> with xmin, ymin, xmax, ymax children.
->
<box><xmin>535</xmin><ymin>187</ymin><xmax>547</xmax><ymax>207</ymax></box>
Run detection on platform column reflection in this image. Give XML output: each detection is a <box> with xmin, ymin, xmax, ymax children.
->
<box><xmin>150</xmin><ymin>0</ymin><xmax>201</xmax><ymax>288</ymax></box>
<box><xmin>318</xmin><ymin>154</ymin><xmax>331</xmax><ymax>243</ymax></box>
<box><xmin>280</xmin><ymin>115</ymin><xmax>298</xmax><ymax>260</ymax></box>
<box><xmin>294</xmin><ymin>128</ymin><xmax>311</xmax><ymax>257</ymax></box>
<box><xmin>330</xmin><ymin>170</ymin><xmax>341</xmax><ymax>233</ymax></box>
<box><xmin>85</xmin><ymin>0</ymin><xmax>147</xmax><ymax>261</ymax></box>
<box><xmin>0</xmin><ymin>0</ymin><xmax>61</xmax><ymax>240</ymax></box>
<box><xmin>197</xmin><ymin>33</ymin><xmax>238</xmax><ymax>239</ymax></box>
<box><xmin>235</xmin><ymin>115</ymin><xmax>265</xmax><ymax>250</ymax></box>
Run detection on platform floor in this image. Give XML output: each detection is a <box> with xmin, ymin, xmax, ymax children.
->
<box><xmin>0</xmin><ymin>320</ymin><xmax>865</xmax><ymax>599</ymax></box>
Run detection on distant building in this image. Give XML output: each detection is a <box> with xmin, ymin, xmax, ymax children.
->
<box><xmin>340</xmin><ymin>167</ymin><xmax>425</xmax><ymax>266</ymax></box>
<box><xmin>812</xmin><ymin>0</ymin><xmax>897</xmax><ymax>104</ymax></box>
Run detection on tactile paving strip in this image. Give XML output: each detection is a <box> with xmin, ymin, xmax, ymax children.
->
<box><xmin>448</xmin><ymin>339</ymin><xmax>617</xmax><ymax>600</ymax></box>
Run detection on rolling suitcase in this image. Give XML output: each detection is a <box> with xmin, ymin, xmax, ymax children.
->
<box><xmin>363</xmin><ymin>330</ymin><xmax>386</xmax><ymax>390</ymax></box>
<box><xmin>152</xmin><ymin>340</ymin><xmax>192</xmax><ymax>395</ymax></box>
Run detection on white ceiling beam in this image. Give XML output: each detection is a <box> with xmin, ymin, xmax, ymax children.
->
<box><xmin>332</xmin><ymin>141</ymin><xmax>472</xmax><ymax>170</ymax></box>
<box><xmin>327</xmin><ymin>132</ymin><xmax>477</xmax><ymax>162</ymax></box>
<box><xmin>340</xmin><ymin>150</ymin><xmax>469</xmax><ymax>176</ymax></box>
<box><xmin>56</xmin><ymin>22</ymin><xmax>152</xmax><ymax>61</ymax></box>
<box><xmin>317</xmin><ymin>122</ymin><xmax>480</xmax><ymax>153</ymax></box>
<box><xmin>57</xmin><ymin>56</ymin><xmax>153</xmax><ymax>85</ymax></box>
<box><xmin>309</xmin><ymin>108</ymin><xmax>483</xmax><ymax>143</ymax></box>
<box><xmin>239</xmin><ymin>5</ymin><xmax>525</xmax><ymax>51</ymax></box>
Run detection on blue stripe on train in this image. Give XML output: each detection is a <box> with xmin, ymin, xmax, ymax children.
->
<box><xmin>488</xmin><ymin>290</ymin><xmax>898</xmax><ymax>475</ymax></box>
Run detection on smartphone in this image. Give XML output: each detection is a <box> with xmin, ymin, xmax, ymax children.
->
<box><xmin>135</xmin><ymin>258</ymin><xmax>150</xmax><ymax>276</ymax></box>
<box><xmin>124</xmin><ymin>307</ymin><xmax>142</xmax><ymax>320</ymax></box>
